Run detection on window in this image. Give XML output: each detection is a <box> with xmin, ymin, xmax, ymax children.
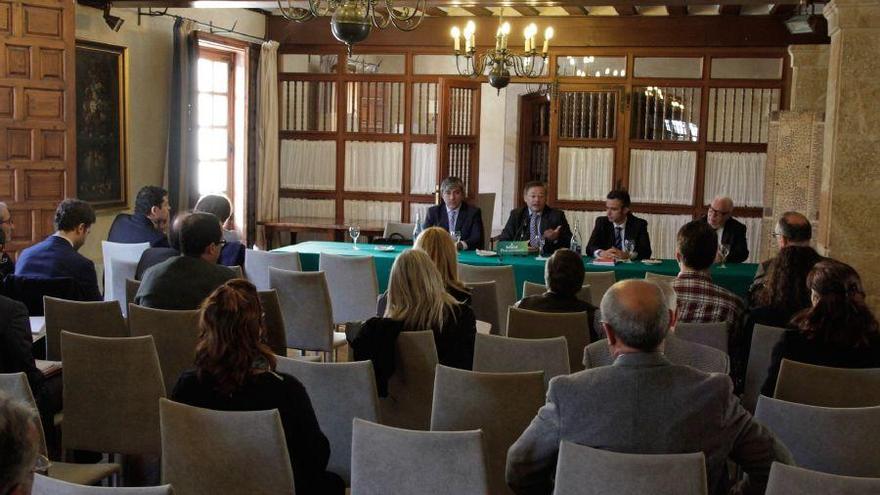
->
<box><xmin>197</xmin><ymin>49</ymin><xmax>235</xmax><ymax>198</ymax></box>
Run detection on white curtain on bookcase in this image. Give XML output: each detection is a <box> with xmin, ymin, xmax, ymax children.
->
<box><xmin>279</xmin><ymin>198</ymin><xmax>335</xmax><ymax>219</ymax></box>
<box><xmin>344</xmin><ymin>200</ymin><xmax>402</xmax><ymax>223</ymax></box>
<box><xmin>410</xmin><ymin>203</ymin><xmax>433</xmax><ymax>225</ymax></box>
<box><xmin>562</xmin><ymin>210</ymin><xmax>606</xmax><ymax>242</ymax></box>
<box><xmin>741</xmin><ymin>216</ymin><xmax>763</xmax><ymax>263</ymax></box>
<box><xmin>280</xmin><ymin>140</ymin><xmax>336</xmax><ymax>190</ymax></box>
<box><xmin>641</xmin><ymin>213</ymin><xmax>693</xmax><ymax>260</ymax></box>
<box><xmin>557</xmin><ymin>148</ymin><xmax>613</xmax><ymax>201</ymax></box>
<box><xmin>411</xmin><ymin>143</ymin><xmax>438</xmax><ymax>194</ymax></box>
<box><xmin>344</xmin><ymin>141</ymin><xmax>403</xmax><ymax>193</ymax></box>
<box><xmin>629</xmin><ymin>150</ymin><xmax>696</xmax><ymax>205</ymax></box>
<box><xmin>704</xmin><ymin>152</ymin><xmax>766</xmax><ymax>207</ymax></box>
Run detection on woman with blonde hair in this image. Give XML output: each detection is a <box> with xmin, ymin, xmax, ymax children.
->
<box><xmin>414</xmin><ymin>226</ymin><xmax>471</xmax><ymax>303</ymax></box>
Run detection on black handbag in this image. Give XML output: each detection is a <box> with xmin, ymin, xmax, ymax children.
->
<box><xmin>370</xmin><ymin>232</ymin><xmax>413</xmax><ymax>246</ymax></box>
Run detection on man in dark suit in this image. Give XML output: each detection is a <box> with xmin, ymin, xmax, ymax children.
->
<box><xmin>506</xmin><ymin>279</ymin><xmax>791</xmax><ymax>495</ymax></box>
<box><xmin>15</xmin><ymin>199</ymin><xmax>102</xmax><ymax>301</ymax></box>
<box><xmin>135</xmin><ymin>212</ymin><xmax>188</xmax><ymax>280</ymax></box>
<box><xmin>585</xmin><ymin>189</ymin><xmax>652</xmax><ymax>260</ymax></box>
<box><xmin>423</xmin><ymin>177</ymin><xmax>484</xmax><ymax>250</ymax></box>
<box><xmin>107</xmin><ymin>185</ymin><xmax>171</xmax><ymax>248</ymax></box>
<box><xmin>699</xmin><ymin>196</ymin><xmax>749</xmax><ymax>263</ymax></box>
<box><xmin>499</xmin><ymin>181</ymin><xmax>571</xmax><ymax>256</ymax></box>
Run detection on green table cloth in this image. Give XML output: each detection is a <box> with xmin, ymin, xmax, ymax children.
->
<box><xmin>274</xmin><ymin>241</ymin><xmax>758</xmax><ymax>299</ymax></box>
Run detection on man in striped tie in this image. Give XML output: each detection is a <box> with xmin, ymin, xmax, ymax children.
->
<box><xmin>499</xmin><ymin>181</ymin><xmax>572</xmax><ymax>256</ymax></box>
<box><xmin>423</xmin><ymin>177</ymin><xmax>484</xmax><ymax>250</ymax></box>
<box><xmin>585</xmin><ymin>189</ymin><xmax>652</xmax><ymax>261</ymax></box>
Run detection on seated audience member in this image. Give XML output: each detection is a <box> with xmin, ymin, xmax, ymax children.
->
<box><xmin>194</xmin><ymin>194</ymin><xmax>245</xmax><ymax>266</ymax></box>
<box><xmin>172</xmin><ymin>280</ymin><xmax>344</xmax><ymax>495</ymax></box>
<box><xmin>135</xmin><ymin>212</ymin><xmax>188</xmax><ymax>280</ymax></box>
<box><xmin>349</xmin><ymin>249</ymin><xmax>477</xmax><ymax>396</ymax></box>
<box><xmin>516</xmin><ymin>248</ymin><xmax>598</xmax><ymax>342</ymax></box>
<box><xmin>15</xmin><ymin>199</ymin><xmax>101</xmax><ymax>301</ymax></box>
<box><xmin>762</xmin><ymin>260</ymin><xmax>880</xmax><ymax>396</ymax></box>
<box><xmin>499</xmin><ymin>181</ymin><xmax>571</xmax><ymax>256</ymax></box>
<box><xmin>0</xmin><ymin>392</ymin><xmax>43</xmax><ymax>495</ymax></box>
<box><xmin>134</xmin><ymin>212</ymin><xmax>236</xmax><ymax>310</ymax></box>
<box><xmin>423</xmin><ymin>177</ymin><xmax>484</xmax><ymax>250</ymax></box>
<box><xmin>585</xmin><ymin>189</ymin><xmax>652</xmax><ymax>261</ymax></box>
<box><xmin>0</xmin><ymin>202</ymin><xmax>14</xmax><ymax>279</ymax></box>
<box><xmin>749</xmin><ymin>211</ymin><xmax>814</xmax><ymax>305</ymax></box>
<box><xmin>507</xmin><ymin>279</ymin><xmax>791</xmax><ymax>495</ymax></box>
<box><xmin>699</xmin><ymin>196</ymin><xmax>749</xmax><ymax>263</ymax></box>
<box><xmin>107</xmin><ymin>185</ymin><xmax>170</xmax><ymax>248</ymax></box>
<box><xmin>672</xmin><ymin>220</ymin><xmax>744</xmax><ymax>325</ymax></box>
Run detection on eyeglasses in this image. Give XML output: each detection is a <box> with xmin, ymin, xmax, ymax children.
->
<box><xmin>708</xmin><ymin>207</ymin><xmax>731</xmax><ymax>216</ymax></box>
<box><xmin>0</xmin><ymin>218</ymin><xmax>12</xmax><ymax>225</ymax></box>
<box><xmin>770</xmin><ymin>232</ymin><xmax>784</xmax><ymax>239</ymax></box>
<box><xmin>216</xmin><ymin>239</ymin><xmax>228</xmax><ymax>247</ymax></box>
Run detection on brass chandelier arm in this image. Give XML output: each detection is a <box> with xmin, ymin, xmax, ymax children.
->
<box><xmin>276</xmin><ymin>0</ymin><xmax>315</xmax><ymax>21</ymax></box>
<box><xmin>370</xmin><ymin>0</ymin><xmax>426</xmax><ymax>31</ymax></box>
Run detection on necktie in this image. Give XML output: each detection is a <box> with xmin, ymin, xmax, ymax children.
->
<box><xmin>448</xmin><ymin>209</ymin><xmax>458</xmax><ymax>233</ymax></box>
<box><xmin>529</xmin><ymin>213</ymin><xmax>540</xmax><ymax>247</ymax></box>
<box><xmin>614</xmin><ymin>226</ymin><xmax>623</xmax><ymax>250</ymax></box>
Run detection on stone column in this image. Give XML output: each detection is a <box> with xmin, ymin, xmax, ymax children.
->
<box><xmin>788</xmin><ymin>45</ymin><xmax>829</xmax><ymax>113</ymax></box>
<box><xmin>819</xmin><ymin>0</ymin><xmax>880</xmax><ymax>309</ymax></box>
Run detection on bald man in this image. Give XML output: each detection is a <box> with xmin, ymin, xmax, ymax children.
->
<box><xmin>698</xmin><ymin>196</ymin><xmax>749</xmax><ymax>263</ymax></box>
<box><xmin>748</xmin><ymin>211</ymin><xmax>818</xmax><ymax>305</ymax></box>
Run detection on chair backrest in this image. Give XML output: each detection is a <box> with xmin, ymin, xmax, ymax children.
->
<box><xmin>108</xmin><ymin>258</ymin><xmax>138</xmax><ymax>315</ymax></box>
<box><xmin>472</xmin><ymin>333</ymin><xmax>569</xmax><ymax>389</ymax></box>
<box><xmin>507</xmin><ymin>307</ymin><xmax>590</xmax><ymax>372</ymax></box>
<box><xmin>44</xmin><ymin>297</ymin><xmax>128</xmax><ymax>361</ymax></box>
<box><xmin>269</xmin><ymin>267</ymin><xmax>334</xmax><ymax>351</ymax></box>
<box><xmin>125</xmin><ymin>278</ymin><xmax>141</xmax><ymax>311</ymax></box>
<box><xmin>644</xmin><ymin>271</ymin><xmax>677</xmax><ymax>284</ymax></box>
<box><xmin>257</xmin><ymin>290</ymin><xmax>288</xmax><ymax>356</ymax></box>
<box><xmin>582</xmin><ymin>271</ymin><xmax>616</xmax><ymax>308</ymax></box>
<box><xmin>102</xmin><ymin>241</ymin><xmax>151</xmax><ymax>304</ymax></box>
<box><xmin>754</xmin><ymin>396</ymin><xmax>880</xmax><ymax>477</ymax></box>
<box><xmin>0</xmin><ymin>372</ymin><xmax>48</xmax><ymax>454</ymax></box>
<box><xmin>521</xmin><ymin>281</ymin><xmax>593</xmax><ymax>305</ymax></box>
<box><xmin>61</xmin><ymin>331</ymin><xmax>165</xmax><ymax>456</ymax></box>
<box><xmin>319</xmin><ymin>253</ymin><xmax>379</xmax><ymax>324</ymax></box>
<box><xmin>1</xmin><ymin>275</ymin><xmax>80</xmax><ymax>316</ymax></box>
<box><xmin>583</xmin><ymin>335</ymin><xmax>729</xmax><ymax>375</ymax></box>
<box><xmin>276</xmin><ymin>357</ymin><xmax>380</xmax><ymax>485</ymax></box>
<box><xmin>765</xmin><ymin>462</ymin><xmax>880</xmax><ymax>495</ymax></box>
<box><xmin>380</xmin><ymin>331</ymin><xmax>439</xmax><ymax>430</ymax></box>
<box><xmin>465</xmin><ymin>281</ymin><xmax>500</xmax><ymax>335</ymax></box>
<box><xmin>459</xmin><ymin>264</ymin><xmax>516</xmax><ymax>335</ymax></box>
<box><xmin>229</xmin><ymin>265</ymin><xmax>243</xmax><ymax>278</ymax></box>
<box><xmin>351</xmin><ymin>418</ymin><xmax>489</xmax><ymax>495</ymax></box>
<box><xmin>742</xmin><ymin>324</ymin><xmax>786</xmax><ymax>412</ymax></box>
<box><xmin>476</xmin><ymin>193</ymin><xmax>495</xmax><ymax>250</ymax></box>
<box><xmin>32</xmin><ymin>474</ymin><xmax>173</xmax><ymax>495</ymax></box>
<box><xmin>674</xmin><ymin>321</ymin><xmax>729</xmax><ymax>353</ymax></box>
<box><xmin>430</xmin><ymin>365</ymin><xmax>545</xmax><ymax>495</ymax></box>
<box><xmin>383</xmin><ymin>221</ymin><xmax>415</xmax><ymax>240</ymax></box>
<box><xmin>552</xmin><ymin>441</ymin><xmax>708</xmax><ymax>495</ymax></box>
<box><xmin>774</xmin><ymin>359</ymin><xmax>880</xmax><ymax>407</ymax></box>
<box><xmin>127</xmin><ymin>304</ymin><xmax>200</xmax><ymax>394</ymax></box>
<box><xmin>244</xmin><ymin>249</ymin><xmax>302</xmax><ymax>291</ymax></box>
<box><xmin>160</xmin><ymin>398</ymin><xmax>295</xmax><ymax>495</ymax></box>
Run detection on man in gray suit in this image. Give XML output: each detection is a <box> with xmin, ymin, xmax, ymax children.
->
<box><xmin>507</xmin><ymin>279</ymin><xmax>791</xmax><ymax>495</ymax></box>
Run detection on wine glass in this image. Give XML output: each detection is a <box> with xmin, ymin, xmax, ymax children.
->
<box><xmin>349</xmin><ymin>225</ymin><xmax>360</xmax><ymax>250</ymax></box>
<box><xmin>719</xmin><ymin>243</ymin><xmax>730</xmax><ymax>268</ymax></box>
<box><xmin>623</xmin><ymin>240</ymin><xmax>636</xmax><ymax>262</ymax></box>
<box><xmin>453</xmin><ymin>230</ymin><xmax>462</xmax><ymax>248</ymax></box>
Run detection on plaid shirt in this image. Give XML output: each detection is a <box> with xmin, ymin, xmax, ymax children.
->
<box><xmin>672</xmin><ymin>270</ymin><xmax>744</xmax><ymax>325</ymax></box>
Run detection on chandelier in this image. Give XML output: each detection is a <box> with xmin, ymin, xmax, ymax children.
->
<box><xmin>451</xmin><ymin>12</ymin><xmax>553</xmax><ymax>93</ymax></box>
<box><xmin>276</xmin><ymin>0</ymin><xmax>426</xmax><ymax>55</ymax></box>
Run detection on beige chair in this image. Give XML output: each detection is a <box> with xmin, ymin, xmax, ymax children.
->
<box><xmin>644</xmin><ymin>271</ymin><xmax>677</xmax><ymax>285</ymax></box>
<box><xmin>101</xmin><ymin>241</ymin><xmax>150</xmax><ymax>308</ymax></box>
<box><xmin>553</xmin><ymin>441</ymin><xmax>708</xmax><ymax>495</ymax></box>
<box><xmin>383</xmin><ymin>221</ymin><xmax>416</xmax><ymax>240</ymax></box>
<box><xmin>125</xmin><ymin>279</ymin><xmax>140</xmax><ymax>311</ymax></box>
<box><xmin>522</xmin><ymin>281</ymin><xmax>593</xmax><ymax>305</ymax></box>
<box><xmin>754</xmin><ymin>396</ymin><xmax>880</xmax><ymax>477</ymax></box>
<box><xmin>583</xmin><ymin>335</ymin><xmax>729</xmax><ymax>374</ymax></box>
<box><xmin>464</xmin><ymin>281</ymin><xmax>500</xmax><ymax>335</ymax></box>
<box><xmin>582</xmin><ymin>271</ymin><xmax>616</xmax><ymax>308</ymax></box>
<box><xmin>127</xmin><ymin>304</ymin><xmax>200</xmax><ymax>394</ymax></box>
<box><xmin>476</xmin><ymin>192</ymin><xmax>495</xmax><ymax>250</ymax></box>
<box><xmin>32</xmin><ymin>474</ymin><xmax>171</xmax><ymax>495</ymax></box>
<box><xmin>742</xmin><ymin>324</ymin><xmax>786</xmax><ymax>412</ymax></box>
<box><xmin>257</xmin><ymin>290</ymin><xmax>289</xmax><ymax>356</ymax></box>
<box><xmin>276</xmin><ymin>357</ymin><xmax>380</xmax><ymax>485</ymax></box>
<box><xmin>61</xmin><ymin>332</ymin><xmax>166</xmax><ymax>458</ymax></box>
<box><xmin>268</xmin><ymin>268</ymin><xmax>346</xmax><ymax>361</ymax></box>
<box><xmin>431</xmin><ymin>365</ymin><xmax>545</xmax><ymax>495</ymax></box>
<box><xmin>319</xmin><ymin>253</ymin><xmax>380</xmax><ymax>325</ymax></box>
<box><xmin>44</xmin><ymin>297</ymin><xmax>128</xmax><ymax>361</ymax></box>
<box><xmin>0</xmin><ymin>373</ymin><xmax>120</xmax><ymax>486</ymax></box>
<box><xmin>244</xmin><ymin>249</ymin><xmax>301</xmax><ymax>291</ymax></box>
<box><xmin>774</xmin><ymin>359</ymin><xmax>880</xmax><ymax>407</ymax></box>
<box><xmin>765</xmin><ymin>462</ymin><xmax>880</xmax><ymax>495</ymax></box>
<box><xmin>472</xmin><ymin>333</ymin><xmax>569</xmax><ymax>389</ymax></box>
<box><xmin>674</xmin><ymin>321</ymin><xmax>729</xmax><ymax>354</ymax></box>
<box><xmin>507</xmin><ymin>307</ymin><xmax>590</xmax><ymax>372</ymax></box>
<box><xmin>459</xmin><ymin>264</ymin><xmax>516</xmax><ymax>335</ymax></box>
<box><xmin>160</xmin><ymin>399</ymin><xmax>295</xmax><ymax>495</ymax></box>
<box><xmin>108</xmin><ymin>259</ymin><xmax>138</xmax><ymax>317</ymax></box>
<box><xmin>380</xmin><ymin>331</ymin><xmax>438</xmax><ymax>430</ymax></box>
<box><xmin>351</xmin><ymin>418</ymin><xmax>490</xmax><ymax>495</ymax></box>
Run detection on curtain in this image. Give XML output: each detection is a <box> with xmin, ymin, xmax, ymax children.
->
<box><xmin>641</xmin><ymin>213</ymin><xmax>693</xmax><ymax>260</ymax></box>
<box><xmin>562</xmin><ymin>210</ymin><xmax>606</xmax><ymax>244</ymax></box>
<box><xmin>344</xmin><ymin>200</ymin><xmax>401</xmax><ymax>224</ymax></box>
<box><xmin>557</xmin><ymin>147</ymin><xmax>613</xmax><ymax>201</ymax></box>
<box><xmin>410</xmin><ymin>143</ymin><xmax>438</xmax><ymax>194</ymax></box>
<box><xmin>704</xmin><ymin>152</ymin><xmax>766</xmax><ymax>207</ymax></box>
<box><xmin>164</xmin><ymin>18</ymin><xmax>198</xmax><ymax>213</ymax></box>
<box><xmin>280</xmin><ymin>140</ymin><xmax>335</xmax><ymax>190</ymax></box>
<box><xmin>410</xmin><ymin>203</ymin><xmax>433</xmax><ymax>225</ymax></box>
<box><xmin>741</xmin><ymin>216</ymin><xmax>763</xmax><ymax>264</ymax></box>
<box><xmin>629</xmin><ymin>150</ymin><xmax>696</xmax><ymax>205</ymax></box>
<box><xmin>344</xmin><ymin>142</ymin><xmax>403</xmax><ymax>193</ymax></box>
<box><xmin>256</xmin><ymin>41</ymin><xmax>280</xmax><ymax>247</ymax></box>
<box><xmin>280</xmin><ymin>198</ymin><xmax>335</xmax><ymax>219</ymax></box>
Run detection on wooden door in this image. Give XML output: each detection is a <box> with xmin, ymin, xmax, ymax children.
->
<box><xmin>436</xmin><ymin>78</ymin><xmax>480</xmax><ymax>200</ymax></box>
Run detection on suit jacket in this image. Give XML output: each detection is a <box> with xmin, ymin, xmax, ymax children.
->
<box><xmin>0</xmin><ymin>295</ymin><xmax>44</xmax><ymax>400</ymax></box>
<box><xmin>698</xmin><ymin>215</ymin><xmax>749</xmax><ymax>263</ymax></box>
<box><xmin>14</xmin><ymin>235</ymin><xmax>102</xmax><ymax>301</ymax></box>
<box><xmin>219</xmin><ymin>241</ymin><xmax>246</xmax><ymax>267</ymax></box>
<box><xmin>506</xmin><ymin>352</ymin><xmax>790</xmax><ymax>495</ymax></box>
<box><xmin>424</xmin><ymin>202</ymin><xmax>484</xmax><ymax>250</ymax></box>
<box><xmin>585</xmin><ymin>214</ymin><xmax>652</xmax><ymax>261</ymax></box>
<box><xmin>135</xmin><ymin>247</ymin><xmax>179</xmax><ymax>280</ymax></box>
<box><xmin>107</xmin><ymin>213</ymin><xmax>169</xmax><ymax>248</ymax></box>
<box><xmin>499</xmin><ymin>206</ymin><xmax>572</xmax><ymax>255</ymax></box>
<box><xmin>134</xmin><ymin>255</ymin><xmax>236</xmax><ymax>310</ymax></box>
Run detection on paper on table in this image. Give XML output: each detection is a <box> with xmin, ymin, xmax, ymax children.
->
<box><xmin>35</xmin><ymin>360</ymin><xmax>62</xmax><ymax>378</ymax></box>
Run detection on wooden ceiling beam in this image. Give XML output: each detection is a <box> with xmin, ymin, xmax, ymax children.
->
<box><xmin>425</xmin><ymin>6</ymin><xmax>447</xmax><ymax>17</ymax></box>
<box><xmin>112</xmin><ymin>1</ymin><xmax>805</xmax><ymax>9</ymax></box>
<box><xmin>614</xmin><ymin>5</ymin><xmax>638</xmax><ymax>16</ymax></box>
<box><xmin>666</xmin><ymin>5</ymin><xmax>688</xmax><ymax>16</ymax></box>
<box><xmin>562</xmin><ymin>6</ymin><xmax>590</xmax><ymax>16</ymax></box>
<box><xmin>462</xmin><ymin>6</ymin><xmax>493</xmax><ymax>16</ymax></box>
<box><xmin>512</xmin><ymin>6</ymin><xmax>541</xmax><ymax>16</ymax></box>
<box><xmin>719</xmin><ymin>5</ymin><xmax>743</xmax><ymax>15</ymax></box>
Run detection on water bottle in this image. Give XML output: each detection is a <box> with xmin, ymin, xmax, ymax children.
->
<box><xmin>413</xmin><ymin>211</ymin><xmax>423</xmax><ymax>240</ymax></box>
<box><xmin>570</xmin><ymin>218</ymin><xmax>582</xmax><ymax>256</ymax></box>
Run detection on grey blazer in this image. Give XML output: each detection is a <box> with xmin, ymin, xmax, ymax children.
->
<box><xmin>506</xmin><ymin>352</ymin><xmax>791</xmax><ymax>495</ymax></box>
<box><xmin>583</xmin><ymin>335</ymin><xmax>730</xmax><ymax>374</ymax></box>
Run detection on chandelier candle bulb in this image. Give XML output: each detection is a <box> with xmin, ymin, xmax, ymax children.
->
<box><xmin>451</xmin><ymin>26</ymin><xmax>460</xmax><ymax>52</ymax></box>
<box><xmin>543</xmin><ymin>27</ymin><xmax>553</xmax><ymax>55</ymax></box>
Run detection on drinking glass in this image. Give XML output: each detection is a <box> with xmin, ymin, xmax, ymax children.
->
<box><xmin>453</xmin><ymin>230</ymin><xmax>462</xmax><ymax>246</ymax></box>
<box><xmin>719</xmin><ymin>243</ymin><xmax>730</xmax><ymax>268</ymax></box>
<box><xmin>623</xmin><ymin>240</ymin><xmax>636</xmax><ymax>262</ymax></box>
<box><xmin>349</xmin><ymin>225</ymin><xmax>361</xmax><ymax>249</ymax></box>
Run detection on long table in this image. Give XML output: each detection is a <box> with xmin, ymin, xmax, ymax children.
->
<box><xmin>275</xmin><ymin>241</ymin><xmax>758</xmax><ymax>299</ymax></box>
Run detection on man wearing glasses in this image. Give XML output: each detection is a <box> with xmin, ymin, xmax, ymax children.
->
<box><xmin>0</xmin><ymin>202</ymin><xmax>13</xmax><ymax>279</ymax></box>
<box><xmin>698</xmin><ymin>196</ymin><xmax>749</xmax><ymax>263</ymax></box>
<box><xmin>0</xmin><ymin>392</ymin><xmax>49</xmax><ymax>495</ymax></box>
